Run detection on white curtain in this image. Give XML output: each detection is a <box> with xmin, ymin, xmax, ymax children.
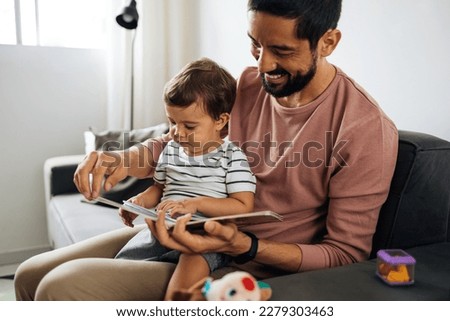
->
<box><xmin>106</xmin><ymin>0</ymin><xmax>201</xmax><ymax>130</ymax></box>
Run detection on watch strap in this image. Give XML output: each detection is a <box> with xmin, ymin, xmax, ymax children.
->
<box><xmin>233</xmin><ymin>231</ymin><xmax>259</xmax><ymax>264</ymax></box>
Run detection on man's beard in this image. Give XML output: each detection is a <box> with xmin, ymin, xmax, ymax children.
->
<box><xmin>261</xmin><ymin>60</ymin><xmax>317</xmax><ymax>98</ymax></box>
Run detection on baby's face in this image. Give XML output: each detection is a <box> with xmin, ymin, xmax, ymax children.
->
<box><xmin>166</xmin><ymin>102</ymin><xmax>227</xmax><ymax>156</ymax></box>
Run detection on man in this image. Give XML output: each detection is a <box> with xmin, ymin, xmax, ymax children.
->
<box><xmin>15</xmin><ymin>0</ymin><xmax>398</xmax><ymax>300</ymax></box>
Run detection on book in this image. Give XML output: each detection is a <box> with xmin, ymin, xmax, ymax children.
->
<box><xmin>95</xmin><ymin>196</ymin><xmax>283</xmax><ymax>229</ymax></box>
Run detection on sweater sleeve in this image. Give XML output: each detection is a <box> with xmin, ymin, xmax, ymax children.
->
<box><xmin>138</xmin><ymin>137</ymin><xmax>167</xmax><ymax>178</ymax></box>
<box><xmin>297</xmin><ymin>115</ymin><xmax>398</xmax><ymax>271</ymax></box>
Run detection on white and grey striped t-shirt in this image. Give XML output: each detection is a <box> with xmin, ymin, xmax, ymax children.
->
<box><xmin>154</xmin><ymin>140</ymin><xmax>256</xmax><ymax>201</ymax></box>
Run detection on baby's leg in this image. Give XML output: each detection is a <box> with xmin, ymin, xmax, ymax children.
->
<box><xmin>164</xmin><ymin>254</ymin><xmax>209</xmax><ymax>300</ymax></box>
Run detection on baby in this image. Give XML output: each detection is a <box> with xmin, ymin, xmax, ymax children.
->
<box><xmin>116</xmin><ymin>57</ymin><xmax>256</xmax><ymax>300</ymax></box>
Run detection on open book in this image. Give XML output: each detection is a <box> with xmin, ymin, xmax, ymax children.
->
<box><xmin>95</xmin><ymin>196</ymin><xmax>283</xmax><ymax>229</ymax></box>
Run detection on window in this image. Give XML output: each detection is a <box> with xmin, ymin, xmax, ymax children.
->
<box><xmin>0</xmin><ymin>1</ymin><xmax>16</xmax><ymax>44</ymax></box>
<box><xmin>0</xmin><ymin>0</ymin><xmax>108</xmax><ymax>49</ymax></box>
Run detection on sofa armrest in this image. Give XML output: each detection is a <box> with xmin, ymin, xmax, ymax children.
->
<box><xmin>44</xmin><ymin>155</ymin><xmax>85</xmax><ymax>206</ymax></box>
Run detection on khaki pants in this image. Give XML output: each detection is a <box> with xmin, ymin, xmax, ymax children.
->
<box><xmin>14</xmin><ymin>225</ymin><xmax>178</xmax><ymax>300</ymax></box>
<box><xmin>15</xmin><ymin>224</ymin><xmax>278</xmax><ymax>301</ymax></box>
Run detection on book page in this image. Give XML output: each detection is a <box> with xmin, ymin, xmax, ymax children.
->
<box><xmin>95</xmin><ymin>196</ymin><xmax>283</xmax><ymax>229</ymax></box>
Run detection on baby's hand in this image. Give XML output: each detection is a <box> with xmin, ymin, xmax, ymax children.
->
<box><xmin>119</xmin><ymin>196</ymin><xmax>144</xmax><ymax>227</ymax></box>
<box><xmin>157</xmin><ymin>199</ymin><xmax>198</xmax><ymax>218</ymax></box>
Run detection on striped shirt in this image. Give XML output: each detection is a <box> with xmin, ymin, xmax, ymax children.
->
<box><xmin>154</xmin><ymin>140</ymin><xmax>256</xmax><ymax>201</ymax></box>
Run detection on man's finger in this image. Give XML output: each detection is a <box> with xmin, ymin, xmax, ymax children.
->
<box><xmin>74</xmin><ymin>152</ymin><xmax>98</xmax><ymax>199</ymax></box>
<box><xmin>146</xmin><ymin>215</ymin><xmax>192</xmax><ymax>253</ymax></box>
<box><xmin>204</xmin><ymin>221</ymin><xmax>237</xmax><ymax>242</ymax></box>
<box><xmin>90</xmin><ymin>157</ymin><xmax>109</xmax><ymax>199</ymax></box>
<box><xmin>104</xmin><ymin>167</ymin><xmax>126</xmax><ymax>192</ymax></box>
<box><xmin>102</xmin><ymin>152</ymin><xmax>127</xmax><ymax>191</ymax></box>
<box><xmin>172</xmin><ymin>214</ymin><xmax>191</xmax><ymax>236</ymax></box>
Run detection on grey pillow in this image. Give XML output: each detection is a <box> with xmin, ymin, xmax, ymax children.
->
<box><xmin>90</xmin><ymin>122</ymin><xmax>169</xmax><ymax>151</ymax></box>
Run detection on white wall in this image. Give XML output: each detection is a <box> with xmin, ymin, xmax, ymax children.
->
<box><xmin>0</xmin><ymin>45</ymin><xmax>106</xmax><ymax>262</ymax></box>
<box><xmin>197</xmin><ymin>0</ymin><xmax>255</xmax><ymax>77</ymax></box>
<box><xmin>198</xmin><ymin>0</ymin><xmax>450</xmax><ymax>141</ymax></box>
<box><xmin>330</xmin><ymin>0</ymin><xmax>450</xmax><ymax>140</ymax></box>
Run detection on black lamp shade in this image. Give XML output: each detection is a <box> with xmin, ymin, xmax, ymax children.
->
<box><xmin>116</xmin><ymin>0</ymin><xmax>139</xmax><ymax>30</ymax></box>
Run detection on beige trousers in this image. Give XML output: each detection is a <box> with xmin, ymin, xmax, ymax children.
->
<box><xmin>14</xmin><ymin>225</ymin><xmax>178</xmax><ymax>301</ymax></box>
<box><xmin>14</xmin><ymin>223</ymin><xmax>274</xmax><ymax>301</ymax></box>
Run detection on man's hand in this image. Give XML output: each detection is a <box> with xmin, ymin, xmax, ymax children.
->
<box><xmin>73</xmin><ymin>150</ymin><xmax>128</xmax><ymax>200</ymax></box>
<box><xmin>146</xmin><ymin>212</ymin><xmax>251</xmax><ymax>255</ymax></box>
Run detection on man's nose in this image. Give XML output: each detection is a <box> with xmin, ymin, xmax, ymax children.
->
<box><xmin>257</xmin><ymin>48</ymin><xmax>276</xmax><ymax>74</ymax></box>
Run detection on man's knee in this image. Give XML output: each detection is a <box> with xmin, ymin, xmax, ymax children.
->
<box><xmin>35</xmin><ymin>260</ymin><xmax>89</xmax><ymax>301</ymax></box>
<box><xmin>14</xmin><ymin>255</ymin><xmax>48</xmax><ymax>301</ymax></box>
<box><xmin>35</xmin><ymin>268</ymin><xmax>69</xmax><ymax>300</ymax></box>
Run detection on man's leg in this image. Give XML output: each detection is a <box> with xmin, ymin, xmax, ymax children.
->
<box><xmin>35</xmin><ymin>258</ymin><xmax>176</xmax><ymax>300</ymax></box>
<box><xmin>15</xmin><ymin>225</ymin><xmax>145</xmax><ymax>300</ymax></box>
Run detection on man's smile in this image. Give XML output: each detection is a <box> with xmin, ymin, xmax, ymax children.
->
<box><xmin>264</xmin><ymin>72</ymin><xmax>288</xmax><ymax>85</ymax></box>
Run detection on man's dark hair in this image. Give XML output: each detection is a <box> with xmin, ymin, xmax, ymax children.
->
<box><xmin>247</xmin><ymin>0</ymin><xmax>342</xmax><ymax>50</ymax></box>
<box><xmin>163</xmin><ymin>57</ymin><xmax>236</xmax><ymax>121</ymax></box>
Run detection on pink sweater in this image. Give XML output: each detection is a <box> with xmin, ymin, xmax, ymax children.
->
<box><xmin>145</xmin><ymin>66</ymin><xmax>398</xmax><ymax>273</ymax></box>
<box><xmin>228</xmin><ymin>67</ymin><xmax>398</xmax><ymax>271</ymax></box>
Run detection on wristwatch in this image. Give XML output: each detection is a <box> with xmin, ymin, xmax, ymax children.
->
<box><xmin>233</xmin><ymin>231</ymin><xmax>259</xmax><ymax>264</ymax></box>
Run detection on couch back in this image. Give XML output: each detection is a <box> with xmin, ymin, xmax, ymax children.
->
<box><xmin>370</xmin><ymin>130</ymin><xmax>450</xmax><ymax>258</ymax></box>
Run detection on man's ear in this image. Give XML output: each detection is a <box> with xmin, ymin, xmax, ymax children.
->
<box><xmin>319</xmin><ymin>29</ymin><xmax>341</xmax><ymax>57</ymax></box>
<box><xmin>216</xmin><ymin>113</ymin><xmax>230</xmax><ymax>131</ymax></box>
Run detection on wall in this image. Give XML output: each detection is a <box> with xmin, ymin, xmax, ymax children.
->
<box><xmin>197</xmin><ymin>0</ymin><xmax>254</xmax><ymax>77</ymax></box>
<box><xmin>330</xmin><ymin>0</ymin><xmax>450</xmax><ymax>140</ymax></box>
<box><xmin>198</xmin><ymin>0</ymin><xmax>450</xmax><ymax>141</ymax></box>
<box><xmin>0</xmin><ymin>45</ymin><xmax>106</xmax><ymax>264</ymax></box>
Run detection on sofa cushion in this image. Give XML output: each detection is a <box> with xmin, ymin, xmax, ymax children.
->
<box><xmin>371</xmin><ymin>131</ymin><xmax>450</xmax><ymax>257</ymax></box>
<box><xmin>266</xmin><ymin>242</ymin><xmax>450</xmax><ymax>300</ymax></box>
<box><xmin>47</xmin><ymin>194</ymin><xmax>145</xmax><ymax>248</ymax></box>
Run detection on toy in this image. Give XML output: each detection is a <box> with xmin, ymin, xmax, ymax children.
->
<box><xmin>171</xmin><ymin>271</ymin><xmax>272</xmax><ymax>301</ymax></box>
<box><xmin>376</xmin><ymin>249</ymin><xmax>416</xmax><ymax>285</ymax></box>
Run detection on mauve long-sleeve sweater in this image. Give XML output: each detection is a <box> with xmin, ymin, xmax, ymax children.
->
<box><xmin>228</xmin><ymin>66</ymin><xmax>398</xmax><ymax>273</ymax></box>
<box><xmin>144</xmin><ymin>65</ymin><xmax>398</xmax><ymax>276</ymax></box>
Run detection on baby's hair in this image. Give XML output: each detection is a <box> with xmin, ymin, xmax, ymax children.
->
<box><xmin>163</xmin><ymin>57</ymin><xmax>236</xmax><ymax>120</ymax></box>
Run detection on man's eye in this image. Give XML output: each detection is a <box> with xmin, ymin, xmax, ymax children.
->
<box><xmin>273</xmin><ymin>49</ymin><xmax>291</xmax><ymax>58</ymax></box>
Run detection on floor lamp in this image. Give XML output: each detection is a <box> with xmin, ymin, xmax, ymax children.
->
<box><xmin>116</xmin><ymin>0</ymin><xmax>139</xmax><ymax>130</ymax></box>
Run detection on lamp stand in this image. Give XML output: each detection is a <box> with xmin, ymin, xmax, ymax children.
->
<box><xmin>130</xmin><ymin>30</ymin><xmax>136</xmax><ymax>130</ymax></box>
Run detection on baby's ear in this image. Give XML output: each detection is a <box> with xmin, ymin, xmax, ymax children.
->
<box><xmin>216</xmin><ymin>113</ymin><xmax>230</xmax><ymax>131</ymax></box>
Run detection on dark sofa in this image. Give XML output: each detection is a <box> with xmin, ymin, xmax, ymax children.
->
<box><xmin>267</xmin><ymin>130</ymin><xmax>450</xmax><ymax>300</ymax></box>
<box><xmin>44</xmin><ymin>130</ymin><xmax>450</xmax><ymax>300</ymax></box>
